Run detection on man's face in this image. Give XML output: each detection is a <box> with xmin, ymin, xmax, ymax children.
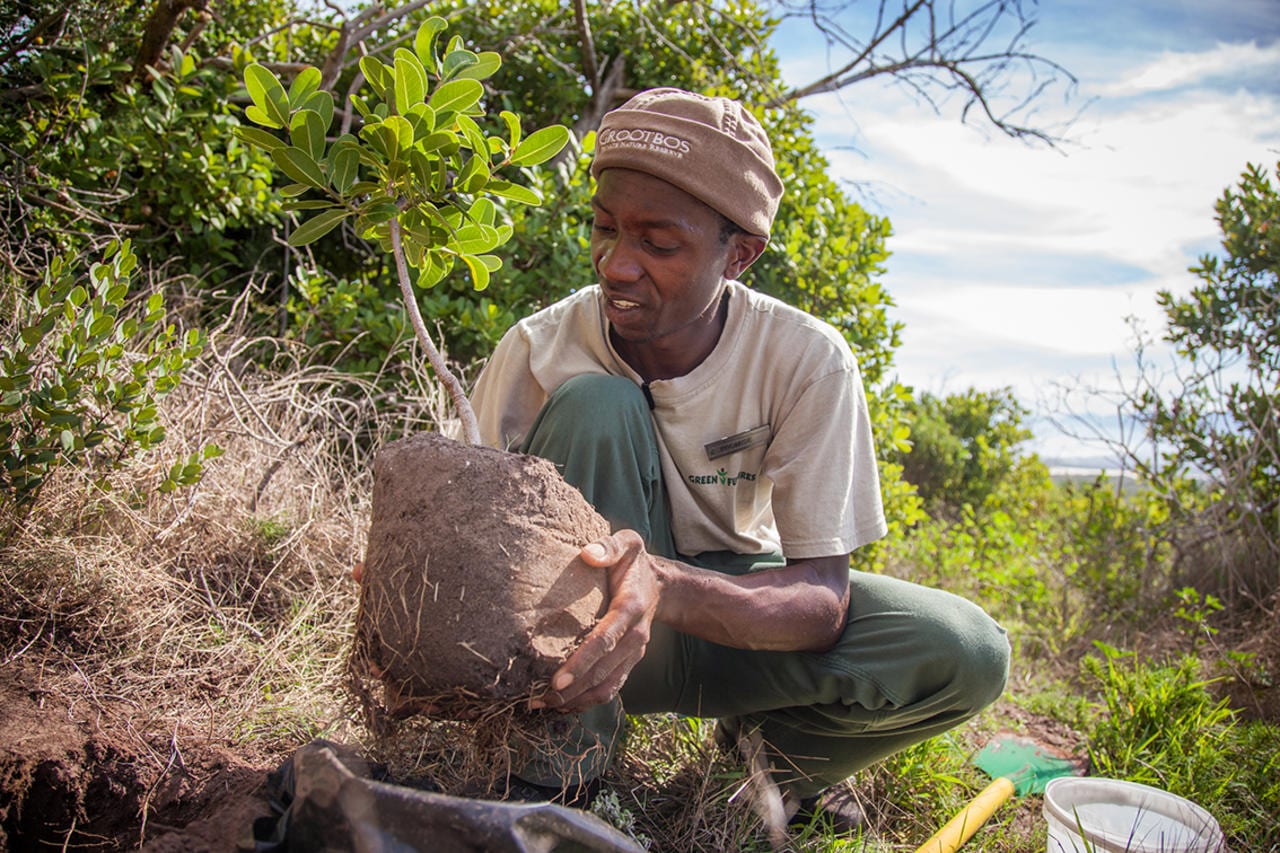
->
<box><xmin>590</xmin><ymin>169</ymin><xmax>761</xmax><ymax>349</ymax></box>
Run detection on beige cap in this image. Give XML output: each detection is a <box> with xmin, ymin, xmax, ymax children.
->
<box><xmin>590</xmin><ymin>88</ymin><xmax>784</xmax><ymax>237</ymax></box>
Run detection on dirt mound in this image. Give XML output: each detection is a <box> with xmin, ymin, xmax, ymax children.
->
<box><xmin>0</xmin><ymin>664</ymin><xmax>273</xmax><ymax>851</ymax></box>
<box><xmin>354</xmin><ymin>432</ymin><xmax>611</xmax><ymax>717</ymax></box>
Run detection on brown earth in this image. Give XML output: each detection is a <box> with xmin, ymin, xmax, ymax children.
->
<box><xmin>354</xmin><ymin>432</ymin><xmax>611</xmax><ymax>716</ymax></box>
<box><xmin>0</xmin><ymin>662</ymin><xmax>274</xmax><ymax>851</ymax></box>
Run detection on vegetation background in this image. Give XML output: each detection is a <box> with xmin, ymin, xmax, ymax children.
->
<box><xmin>1</xmin><ymin>0</ymin><xmax>1276</xmax><ymax>850</ymax></box>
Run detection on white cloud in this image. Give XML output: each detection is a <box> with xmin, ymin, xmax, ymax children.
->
<box><xmin>1096</xmin><ymin>40</ymin><xmax>1280</xmax><ymax>97</ymax></box>
<box><xmin>825</xmin><ymin>87</ymin><xmax>1280</xmax><ymax>274</ymax></box>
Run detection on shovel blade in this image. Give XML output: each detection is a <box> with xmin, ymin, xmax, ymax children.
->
<box><xmin>974</xmin><ymin>733</ymin><xmax>1086</xmax><ymax>796</ymax></box>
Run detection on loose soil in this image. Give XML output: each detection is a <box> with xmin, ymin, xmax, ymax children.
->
<box><xmin>354</xmin><ymin>432</ymin><xmax>611</xmax><ymax>717</ymax></box>
<box><xmin>0</xmin><ymin>662</ymin><xmax>274</xmax><ymax>851</ymax></box>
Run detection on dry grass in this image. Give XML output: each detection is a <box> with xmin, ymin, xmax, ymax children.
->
<box><xmin>1</xmin><ymin>330</ymin><xmax>450</xmax><ymax>755</ymax></box>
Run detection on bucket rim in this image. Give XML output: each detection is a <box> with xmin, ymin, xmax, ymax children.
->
<box><xmin>1042</xmin><ymin>777</ymin><xmax>1224</xmax><ymax>853</ymax></box>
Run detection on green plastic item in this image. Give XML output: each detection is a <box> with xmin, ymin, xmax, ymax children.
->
<box><xmin>973</xmin><ymin>733</ymin><xmax>1086</xmax><ymax>796</ymax></box>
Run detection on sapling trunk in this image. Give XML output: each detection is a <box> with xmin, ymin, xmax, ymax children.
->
<box><xmin>389</xmin><ymin>218</ymin><xmax>481</xmax><ymax>446</ymax></box>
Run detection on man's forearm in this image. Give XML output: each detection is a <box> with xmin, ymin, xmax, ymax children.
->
<box><xmin>651</xmin><ymin>554</ymin><xmax>851</xmax><ymax>652</ymax></box>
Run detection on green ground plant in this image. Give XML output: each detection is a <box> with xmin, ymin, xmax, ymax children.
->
<box><xmin>1079</xmin><ymin>643</ymin><xmax>1280</xmax><ymax>848</ymax></box>
<box><xmin>0</xmin><ymin>240</ymin><xmax>215</xmax><ymax>524</ymax></box>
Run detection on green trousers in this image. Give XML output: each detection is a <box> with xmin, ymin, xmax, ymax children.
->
<box><xmin>517</xmin><ymin>375</ymin><xmax>1010</xmax><ymax>798</ymax></box>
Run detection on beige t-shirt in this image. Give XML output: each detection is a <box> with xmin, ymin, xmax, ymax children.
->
<box><xmin>470</xmin><ymin>280</ymin><xmax>887</xmax><ymax>559</ymax></box>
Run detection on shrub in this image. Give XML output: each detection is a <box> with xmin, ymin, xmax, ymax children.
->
<box><xmin>0</xmin><ymin>240</ymin><xmax>216</xmax><ymax>524</ymax></box>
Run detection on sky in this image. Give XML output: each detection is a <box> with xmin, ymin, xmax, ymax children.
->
<box><xmin>771</xmin><ymin>0</ymin><xmax>1280</xmax><ymax>468</ymax></box>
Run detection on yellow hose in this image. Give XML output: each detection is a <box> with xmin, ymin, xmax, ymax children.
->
<box><xmin>914</xmin><ymin>776</ymin><xmax>1017</xmax><ymax>853</ymax></box>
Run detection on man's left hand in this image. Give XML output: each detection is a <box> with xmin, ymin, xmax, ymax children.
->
<box><xmin>531</xmin><ymin>530</ymin><xmax>659</xmax><ymax>712</ymax></box>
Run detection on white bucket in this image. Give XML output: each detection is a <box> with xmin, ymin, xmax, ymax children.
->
<box><xmin>1044</xmin><ymin>777</ymin><xmax>1224</xmax><ymax>853</ymax></box>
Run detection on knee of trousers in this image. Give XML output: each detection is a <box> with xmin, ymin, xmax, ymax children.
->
<box><xmin>551</xmin><ymin>373</ymin><xmax>646</xmax><ymax>408</ymax></box>
<box><xmin>925</xmin><ymin>595</ymin><xmax>1011</xmax><ymax>715</ymax></box>
<box><xmin>538</xmin><ymin>374</ymin><xmax>650</xmax><ymax>436</ymax></box>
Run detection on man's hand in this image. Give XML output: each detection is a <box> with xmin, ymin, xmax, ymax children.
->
<box><xmin>532</xmin><ymin>529</ymin><xmax>660</xmax><ymax>712</ymax></box>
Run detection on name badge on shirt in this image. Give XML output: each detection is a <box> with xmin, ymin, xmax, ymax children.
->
<box><xmin>704</xmin><ymin>424</ymin><xmax>771</xmax><ymax>460</ymax></box>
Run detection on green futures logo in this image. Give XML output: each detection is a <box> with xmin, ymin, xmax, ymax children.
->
<box><xmin>688</xmin><ymin>468</ymin><xmax>757</xmax><ymax>487</ymax></box>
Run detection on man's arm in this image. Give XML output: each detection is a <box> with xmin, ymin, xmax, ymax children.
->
<box><xmin>532</xmin><ymin>530</ymin><xmax>851</xmax><ymax>712</ymax></box>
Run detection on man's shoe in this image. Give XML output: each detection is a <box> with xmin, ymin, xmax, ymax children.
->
<box><xmin>789</xmin><ymin>784</ymin><xmax>867</xmax><ymax>835</ymax></box>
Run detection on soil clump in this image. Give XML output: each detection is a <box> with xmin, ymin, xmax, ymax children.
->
<box><xmin>354</xmin><ymin>432</ymin><xmax>611</xmax><ymax>717</ymax></box>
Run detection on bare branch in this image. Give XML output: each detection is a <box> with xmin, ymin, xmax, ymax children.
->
<box><xmin>131</xmin><ymin>0</ymin><xmax>210</xmax><ymax>81</ymax></box>
<box><xmin>573</xmin><ymin>0</ymin><xmax>601</xmax><ymax>92</ymax></box>
<box><xmin>780</xmin><ymin>0</ymin><xmax>929</xmax><ymax>102</ymax></box>
<box><xmin>768</xmin><ymin>0</ymin><xmax>1078</xmax><ymax>145</ymax></box>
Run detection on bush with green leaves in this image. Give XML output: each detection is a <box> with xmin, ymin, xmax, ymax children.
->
<box><xmin>1111</xmin><ymin>160</ymin><xmax>1280</xmax><ymax>604</ymax></box>
<box><xmin>0</xmin><ymin>240</ymin><xmax>217</xmax><ymax>521</ymax></box>
<box><xmin>1</xmin><ymin>35</ymin><xmax>280</xmax><ymax>277</ymax></box>
<box><xmin>895</xmin><ymin>388</ymin><xmax>1039</xmax><ymax>517</ymax></box>
<box><xmin>233</xmin><ymin>16</ymin><xmax>569</xmax><ymax>443</ymax></box>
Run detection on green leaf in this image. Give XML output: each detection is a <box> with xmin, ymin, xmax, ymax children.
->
<box><xmin>440</xmin><ymin>48</ymin><xmax>479</xmax><ymax>82</ymax></box>
<box><xmin>408</xmin><ymin>149</ymin><xmax>434</xmax><ymax>188</ymax></box>
<box><xmin>244</xmin><ymin>104</ymin><xmax>282</xmax><ymax>130</ymax></box>
<box><xmin>359</xmin><ymin>56</ymin><xmax>391</xmax><ymax>99</ymax></box>
<box><xmin>413</xmin><ymin>17</ymin><xmax>448</xmax><ymax>75</ymax></box>
<box><xmin>359</xmin><ymin>120</ymin><xmax>393</xmax><ymax>160</ymax></box>
<box><xmin>428</xmin><ymin>78</ymin><xmax>483</xmax><ymax>117</ymax></box>
<box><xmin>477</xmin><ymin>254</ymin><xmax>503</xmax><ymax>272</ymax></box>
<box><xmin>455</xmin><ymin>113</ymin><xmax>488</xmax><ymax>156</ymax></box>
<box><xmin>500</xmin><ymin>110</ymin><xmax>522</xmax><ymax>150</ymax></box>
<box><xmin>243</xmin><ymin>63</ymin><xmax>278</xmax><ymax>110</ymax></box>
<box><xmin>234</xmin><ymin>124</ymin><xmax>286</xmax><ymax>153</ymax></box>
<box><xmin>452</xmin><ymin>223</ymin><xmax>499</xmax><ymax>255</ymax></box>
<box><xmin>405</xmin><ymin>103</ymin><xmax>436</xmax><ymax>139</ymax></box>
<box><xmin>393</xmin><ymin>48</ymin><xmax>427</xmax><ymax>113</ymax></box>
<box><xmin>486</xmin><ymin>179</ymin><xmax>542</xmax><ymax>206</ymax></box>
<box><xmin>273</xmin><ymin>146</ymin><xmax>326</xmax><ymax>188</ymax></box>
<box><xmin>244</xmin><ymin>63</ymin><xmax>289</xmax><ymax>127</ymax></box>
<box><xmin>359</xmin><ymin>198</ymin><xmax>401</xmax><ymax>225</ymax></box>
<box><xmin>468</xmin><ymin>197</ymin><xmax>496</xmax><ymax>227</ymax></box>
<box><xmin>417</xmin><ymin>251</ymin><xmax>453</xmax><ymax>289</ymax></box>
<box><xmin>419</xmin><ymin>130</ymin><xmax>459</xmax><ymax>155</ymax></box>
<box><xmin>89</xmin><ymin>315</ymin><xmax>114</xmax><ymax>338</ymax></box>
<box><xmin>455</xmin><ymin>51</ymin><xmax>501</xmax><ymax>81</ymax></box>
<box><xmin>460</xmin><ymin>253</ymin><xmax>490</xmax><ymax>291</ymax></box>
<box><xmin>383</xmin><ymin>115</ymin><xmax>414</xmax><ymax>155</ymax></box>
<box><xmin>289</xmin><ymin>109</ymin><xmax>327</xmax><ymax>162</ymax></box>
<box><xmin>458</xmin><ymin>154</ymin><xmax>490</xmax><ymax>193</ymax></box>
<box><xmin>288</xmin><ymin>66</ymin><xmax>321</xmax><ymax>108</ymax></box>
<box><xmin>330</xmin><ymin>146</ymin><xmax>359</xmax><ymax>193</ymax></box>
<box><xmin>288</xmin><ymin>208</ymin><xmax>351</xmax><ymax>246</ymax></box>
<box><xmin>300</xmin><ymin>90</ymin><xmax>334</xmax><ymax>131</ymax></box>
<box><xmin>511</xmin><ymin>125</ymin><xmax>571</xmax><ymax>167</ymax></box>
<box><xmin>349</xmin><ymin>93</ymin><xmax>373</xmax><ymax>120</ymax></box>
